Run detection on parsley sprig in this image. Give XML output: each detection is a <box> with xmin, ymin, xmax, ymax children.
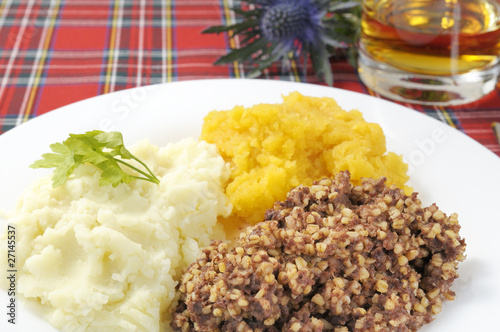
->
<box><xmin>31</xmin><ymin>130</ymin><xmax>160</xmax><ymax>188</ymax></box>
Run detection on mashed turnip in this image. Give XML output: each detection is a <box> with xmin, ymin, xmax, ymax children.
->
<box><xmin>2</xmin><ymin>138</ymin><xmax>231</xmax><ymax>331</ymax></box>
<box><xmin>201</xmin><ymin>92</ymin><xmax>410</xmax><ymax>227</ymax></box>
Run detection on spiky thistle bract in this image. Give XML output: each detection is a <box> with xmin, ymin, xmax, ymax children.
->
<box><xmin>203</xmin><ymin>0</ymin><xmax>361</xmax><ymax>85</ymax></box>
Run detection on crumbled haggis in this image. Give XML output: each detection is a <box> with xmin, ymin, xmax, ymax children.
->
<box><xmin>171</xmin><ymin>171</ymin><xmax>466</xmax><ymax>332</ymax></box>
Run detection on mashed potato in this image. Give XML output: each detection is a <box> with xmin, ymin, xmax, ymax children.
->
<box><xmin>1</xmin><ymin>138</ymin><xmax>231</xmax><ymax>331</ymax></box>
<box><xmin>201</xmin><ymin>92</ymin><xmax>410</xmax><ymax>227</ymax></box>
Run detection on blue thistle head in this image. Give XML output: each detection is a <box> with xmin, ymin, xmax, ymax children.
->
<box><xmin>204</xmin><ymin>0</ymin><xmax>362</xmax><ymax>86</ymax></box>
<box><xmin>260</xmin><ymin>0</ymin><xmax>323</xmax><ymax>54</ymax></box>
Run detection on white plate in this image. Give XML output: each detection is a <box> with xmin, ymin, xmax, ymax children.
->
<box><xmin>1</xmin><ymin>79</ymin><xmax>499</xmax><ymax>331</ymax></box>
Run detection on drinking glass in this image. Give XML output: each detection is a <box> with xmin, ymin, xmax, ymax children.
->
<box><xmin>357</xmin><ymin>0</ymin><xmax>500</xmax><ymax>106</ymax></box>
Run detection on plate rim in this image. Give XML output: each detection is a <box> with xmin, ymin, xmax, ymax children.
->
<box><xmin>2</xmin><ymin>78</ymin><xmax>498</xmax><ymax>162</ymax></box>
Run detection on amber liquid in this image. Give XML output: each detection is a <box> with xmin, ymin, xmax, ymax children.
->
<box><xmin>360</xmin><ymin>0</ymin><xmax>500</xmax><ymax>76</ymax></box>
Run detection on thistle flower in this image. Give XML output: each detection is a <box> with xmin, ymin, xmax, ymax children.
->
<box><xmin>204</xmin><ymin>0</ymin><xmax>361</xmax><ymax>85</ymax></box>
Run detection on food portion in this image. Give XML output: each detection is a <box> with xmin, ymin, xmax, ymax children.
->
<box><xmin>172</xmin><ymin>171</ymin><xmax>466</xmax><ymax>332</ymax></box>
<box><xmin>201</xmin><ymin>92</ymin><xmax>410</xmax><ymax>227</ymax></box>
<box><xmin>0</xmin><ymin>93</ymin><xmax>467</xmax><ymax>332</ymax></box>
<box><xmin>3</xmin><ymin>138</ymin><xmax>232</xmax><ymax>332</ymax></box>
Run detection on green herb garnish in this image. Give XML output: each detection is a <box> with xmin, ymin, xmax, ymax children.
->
<box><xmin>31</xmin><ymin>130</ymin><xmax>160</xmax><ymax>188</ymax></box>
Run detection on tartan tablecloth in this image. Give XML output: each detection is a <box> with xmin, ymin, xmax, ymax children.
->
<box><xmin>1</xmin><ymin>0</ymin><xmax>499</xmax><ymax>157</ymax></box>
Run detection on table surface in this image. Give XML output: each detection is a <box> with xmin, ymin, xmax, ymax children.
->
<box><xmin>1</xmin><ymin>0</ymin><xmax>499</xmax><ymax>157</ymax></box>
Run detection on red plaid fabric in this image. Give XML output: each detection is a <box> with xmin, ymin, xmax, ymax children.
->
<box><xmin>1</xmin><ymin>0</ymin><xmax>499</xmax><ymax>156</ymax></box>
